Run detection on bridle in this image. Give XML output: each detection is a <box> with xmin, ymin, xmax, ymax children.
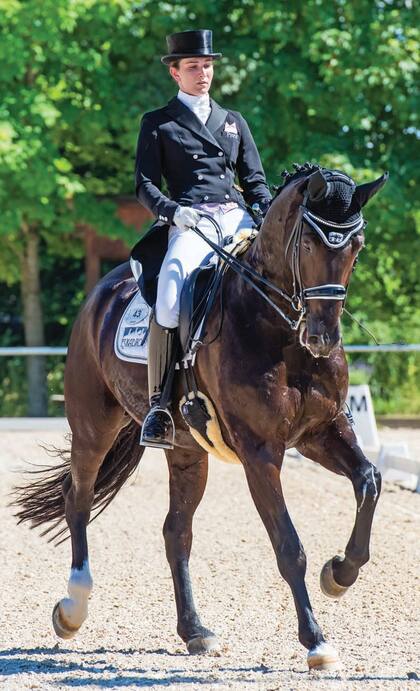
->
<box><xmin>191</xmin><ymin>196</ymin><xmax>365</xmax><ymax>332</ymax></box>
<box><xmin>284</xmin><ymin>192</ymin><xmax>366</xmax><ymax>320</ymax></box>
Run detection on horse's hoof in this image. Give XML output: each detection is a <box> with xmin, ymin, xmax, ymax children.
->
<box><xmin>187</xmin><ymin>635</ymin><xmax>219</xmax><ymax>655</ymax></box>
<box><xmin>52</xmin><ymin>601</ymin><xmax>79</xmax><ymax>640</ymax></box>
<box><xmin>320</xmin><ymin>557</ymin><xmax>349</xmax><ymax>599</ymax></box>
<box><xmin>307</xmin><ymin>642</ymin><xmax>341</xmax><ymax>671</ymax></box>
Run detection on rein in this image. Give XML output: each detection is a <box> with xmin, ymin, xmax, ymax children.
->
<box><xmin>192</xmin><ymin>200</ymin><xmax>364</xmax><ymax>332</ymax></box>
<box><xmin>191</xmin><ymin>215</ymin><xmax>304</xmax><ymax>330</ymax></box>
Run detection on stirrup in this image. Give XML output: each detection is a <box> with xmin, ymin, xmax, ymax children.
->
<box><xmin>140</xmin><ymin>406</ymin><xmax>175</xmax><ymax>450</ymax></box>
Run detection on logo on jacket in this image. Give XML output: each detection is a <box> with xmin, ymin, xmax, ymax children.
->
<box><xmin>223</xmin><ymin>121</ymin><xmax>239</xmax><ymax>138</ymax></box>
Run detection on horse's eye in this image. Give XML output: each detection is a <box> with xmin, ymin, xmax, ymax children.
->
<box><xmin>303</xmin><ymin>241</ymin><xmax>312</xmax><ymax>253</ymax></box>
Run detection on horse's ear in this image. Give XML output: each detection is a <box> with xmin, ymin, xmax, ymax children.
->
<box><xmin>307</xmin><ymin>170</ymin><xmax>330</xmax><ymax>202</ymax></box>
<box><xmin>353</xmin><ymin>172</ymin><xmax>389</xmax><ymax>208</ymax></box>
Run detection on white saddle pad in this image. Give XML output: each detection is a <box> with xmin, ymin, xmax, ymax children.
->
<box><xmin>114</xmin><ymin>292</ymin><xmax>151</xmax><ymax>363</ymax></box>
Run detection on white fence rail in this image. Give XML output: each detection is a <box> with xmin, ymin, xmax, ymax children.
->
<box><xmin>0</xmin><ymin>347</ymin><xmax>67</xmax><ymax>356</ymax></box>
<box><xmin>1</xmin><ymin>344</ymin><xmax>420</xmax><ymax>356</ymax></box>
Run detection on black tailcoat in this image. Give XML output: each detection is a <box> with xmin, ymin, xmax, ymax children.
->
<box><xmin>131</xmin><ymin>96</ymin><xmax>271</xmax><ymax>304</ymax></box>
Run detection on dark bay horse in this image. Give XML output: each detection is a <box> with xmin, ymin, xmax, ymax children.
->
<box><xmin>15</xmin><ymin>164</ymin><xmax>388</xmax><ymax>671</ymax></box>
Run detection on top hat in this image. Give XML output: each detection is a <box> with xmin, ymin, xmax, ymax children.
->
<box><xmin>161</xmin><ymin>30</ymin><xmax>222</xmax><ymax>65</ymax></box>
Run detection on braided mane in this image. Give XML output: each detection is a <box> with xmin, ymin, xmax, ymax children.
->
<box><xmin>273</xmin><ymin>162</ymin><xmax>322</xmax><ymax>197</ymax></box>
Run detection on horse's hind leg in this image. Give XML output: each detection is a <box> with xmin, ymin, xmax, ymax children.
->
<box><xmin>163</xmin><ymin>447</ymin><xmax>218</xmax><ymax>654</ymax></box>
<box><xmin>298</xmin><ymin>411</ymin><xmax>381</xmax><ymax>598</ymax></box>
<box><xmin>53</xmin><ymin>408</ymin><xmax>126</xmax><ymax>639</ymax></box>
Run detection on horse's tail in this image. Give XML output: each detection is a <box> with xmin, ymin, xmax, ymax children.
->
<box><xmin>12</xmin><ymin>418</ymin><xmax>143</xmax><ymax>544</ymax></box>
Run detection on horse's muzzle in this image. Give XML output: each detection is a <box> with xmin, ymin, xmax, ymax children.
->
<box><xmin>300</xmin><ymin>323</ymin><xmax>340</xmax><ymax>358</ymax></box>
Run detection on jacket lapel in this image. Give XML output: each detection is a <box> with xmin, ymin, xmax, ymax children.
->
<box><xmin>165</xmin><ymin>97</ymin><xmax>225</xmax><ymax>149</ymax></box>
<box><xmin>206</xmin><ymin>99</ymin><xmax>229</xmax><ymax>137</ymax></box>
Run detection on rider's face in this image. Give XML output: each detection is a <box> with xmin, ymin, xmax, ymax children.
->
<box><xmin>170</xmin><ymin>57</ymin><xmax>214</xmax><ymax>96</ymax></box>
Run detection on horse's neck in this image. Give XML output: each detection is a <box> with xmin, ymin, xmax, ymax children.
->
<box><xmin>244</xmin><ymin>215</ymin><xmax>293</xmax><ymax>293</ymax></box>
<box><xmin>221</xmin><ymin>218</ymin><xmax>295</xmax><ymax>339</ymax></box>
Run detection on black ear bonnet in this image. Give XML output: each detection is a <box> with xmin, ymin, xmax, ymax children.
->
<box><xmin>304</xmin><ymin>169</ymin><xmax>364</xmax><ymax>248</ymax></box>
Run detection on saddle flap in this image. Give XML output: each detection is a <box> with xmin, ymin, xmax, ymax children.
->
<box><xmin>178</xmin><ymin>264</ymin><xmax>217</xmax><ymax>355</ymax></box>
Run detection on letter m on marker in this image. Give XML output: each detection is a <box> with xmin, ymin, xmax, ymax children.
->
<box><xmin>349</xmin><ymin>394</ymin><xmax>367</xmax><ymax>412</ymax></box>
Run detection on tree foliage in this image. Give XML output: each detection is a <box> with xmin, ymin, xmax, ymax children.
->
<box><xmin>1</xmin><ymin>0</ymin><xmax>418</xmax><ymax>298</ymax></box>
<box><xmin>0</xmin><ymin>0</ymin><xmax>142</xmax><ymax>284</ymax></box>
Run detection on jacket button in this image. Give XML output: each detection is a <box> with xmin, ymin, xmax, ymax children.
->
<box><xmin>218</xmin><ymin>151</ymin><xmax>223</xmax><ymax>157</ymax></box>
<box><xmin>193</xmin><ymin>154</ymin><xmax>198</xmax><ymax>159</ymax></box>
<box><xmin>198</xmin><ymin>174</ymin><xmax>203</xmax><ymax>180</ymax></box>
<box><xmin>220</xmin><ymin>174</ymin><xmax>225</xmax><ymax>179</ymax></box>
<box><xmin>204</xmin><ymin>195</ymin><xmax>209</xmax><ymax>201</ymax></box>
<box><xmin>225</xmin><ymin>194</ymin><xmax>230</xmax><ymax>199</ymax></box>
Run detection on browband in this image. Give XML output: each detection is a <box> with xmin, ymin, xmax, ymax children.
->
<box><xmin>303</xmin><ymin>209</ymin><xmax>365</xmax><ymax>249</ymax></box>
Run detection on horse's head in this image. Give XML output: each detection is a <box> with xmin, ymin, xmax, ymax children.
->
<box><xmin>269</xmin><ymin>165</ymin><xmax>388</xmax><ymax>358</ymax></box>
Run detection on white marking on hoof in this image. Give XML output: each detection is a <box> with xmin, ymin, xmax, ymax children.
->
<box><xmin>307</xmin><ymin>642</ymin><xmax>341</xmax><ymax>671</ymax></box>
<box><xmin>187</xmin><ymin>636</ymin><xmax>219</xmax><ymax>655</ymax></box>
<box><xmin>53</xmin><ymin>560</ymin><xmax>93</xmax><ymax>637</ymax></box>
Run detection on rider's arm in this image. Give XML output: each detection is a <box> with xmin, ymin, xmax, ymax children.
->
<box><xmin>134</xmin><ymin>114</ymin><xmax>179</xmax><ymax>224</ymax></box>
<box><xmin>235</xmin><ymin>114</ymin><xmax>271</xmax><ymax>208</ymax></box>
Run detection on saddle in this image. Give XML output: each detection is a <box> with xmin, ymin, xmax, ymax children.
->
<box><xmin>178</xmin><ymin>229</ymin><xmax>257</xmax><ymax>360</ymax></box>
<box><xmin>178</xmin><ymin>263</ymin><xmax>219</xmax><ymax>357</ymax></box>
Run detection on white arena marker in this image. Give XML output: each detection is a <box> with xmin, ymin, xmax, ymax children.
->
<box><xmin>346</xmin><ymin>385</ymin><xmax>380</xmax><ymax>451</ymax></box>
<box><xmin>377</xmin><ymin>443</ymin><xmax>420</xmax><ymax>491</ymax></box>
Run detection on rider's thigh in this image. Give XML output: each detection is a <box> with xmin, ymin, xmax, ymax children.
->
<box><xmin>220</xmin><ymin>206</ymin><xmax>255</xmax><ymax>238</ymax></box>
<box><xmin>155</xmin><ymin>226</ymin><xmax>213</xmax><ymax>328</ymax></box>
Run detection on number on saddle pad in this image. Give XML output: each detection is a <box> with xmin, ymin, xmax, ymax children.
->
<box><xmin>114</xmin><ymin>292</ymin><xmax>151</xmax><ymax>364</ymax></box>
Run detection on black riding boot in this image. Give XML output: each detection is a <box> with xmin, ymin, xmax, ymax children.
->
<box><xmin>140</xmin><ymin>312</ymin><xmax>176</xmax><ymax>449</ymax></box>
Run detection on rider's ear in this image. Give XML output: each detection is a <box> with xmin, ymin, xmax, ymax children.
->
<box><xmin>353</xmin><ymin>172</ymin><xmax>389</xmax><ymax>208</ymax></box>
<box><xmin>307</xmin><ymin>170</ymin><xmax>330</xmax><ymax>202</ymax></box>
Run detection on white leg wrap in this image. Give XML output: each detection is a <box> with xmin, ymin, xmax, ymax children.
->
<box><xmin>60</xmin><ymin>560</ymin><xmax>93</xmax><ymax>629</ymax></box>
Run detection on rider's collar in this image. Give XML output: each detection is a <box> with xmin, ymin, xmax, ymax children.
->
<box><xmin>177</xmin><ymin>89</ymin><xmax>210</xmax><ymax>109</ymax></box>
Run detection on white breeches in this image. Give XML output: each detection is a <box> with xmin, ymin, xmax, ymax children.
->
<box><xmin>156</xmin><ymin>203</ymin><xmax>254</xmax><ymax>329</ymax></box>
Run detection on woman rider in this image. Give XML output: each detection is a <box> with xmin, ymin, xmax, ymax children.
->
<box><xmin>131</xmin><ymin>29</ymin><xmax>271</xmax><ymax>449</ymax></box>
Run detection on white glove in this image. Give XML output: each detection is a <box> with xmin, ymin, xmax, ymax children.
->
<box><xmin>173</xmin><ymin>206</ymin><xmax>201</xmax><ymax>232</ymax></box>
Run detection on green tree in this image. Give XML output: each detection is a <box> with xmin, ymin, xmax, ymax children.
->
<box><xmin>0</xmin><ymin>0</ymin><xmax>142</xmax><ymax>413</ymax></box>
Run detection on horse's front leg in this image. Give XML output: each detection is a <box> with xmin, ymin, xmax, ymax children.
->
<box><xmin>238</xmin><ymin>437</ymin><xmax>340</xmax><ymax>671</ymax></box>
<box><xmin>298</xmin><ymin>411</ymin><xmax>381</xmax><ymax>596</ymax></box>
<box><xmin>164</xmin><ymin>447</ymin><xmax>218</xmax><ymax>654</ymax></box>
